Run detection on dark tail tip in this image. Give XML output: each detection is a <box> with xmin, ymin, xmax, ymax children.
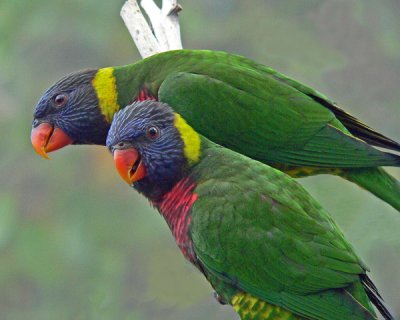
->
<box><xmin>361</xmin><ymin>274</ymin><xmax>394</xmax><ymax>320</ymax></box>
<box><xmin>382</xmin><ymin>152</ymin><xmax>400</xmax><ymax>167</ymax></box>
<box><xmin>309</xmin><ymin>94</ymin><xmax>400</xmax><ymax>152</ymax></box>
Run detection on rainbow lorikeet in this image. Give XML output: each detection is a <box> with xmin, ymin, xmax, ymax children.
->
<box><xmin>30</xmin><ymin>50</ymin><xmax>400</xmax><ymax>210</ymax></box>
<box><xmin>105</xmin><ymin>100</ymin><xmax>393</xmax><ymax>320</ymax></box>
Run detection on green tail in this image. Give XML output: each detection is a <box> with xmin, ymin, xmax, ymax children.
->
<box><xmin>342</xmin><ymin>167</ymin><xmax>400</xmax><ymax>211</ymax></box>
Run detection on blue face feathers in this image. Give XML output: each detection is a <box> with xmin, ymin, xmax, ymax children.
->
<box><xmin>33</xmin><ymin>69</ymin><xmax>109</xmax><ymax>144</ymax></box>
<box><xmin>107</xmin><ymin>101</ymin><xmax>176</xmax><ymax>149</ymax></box>
<box><xmin>107</xmin><ymin>101</ymin><xmax>188</xmax><ymax>201</ymax></box>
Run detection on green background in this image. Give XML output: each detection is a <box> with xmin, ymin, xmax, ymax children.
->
<box><xmin>0</xmin><ymin>1</ymin><xmax>399</xmax><ymax>319</ymax></box>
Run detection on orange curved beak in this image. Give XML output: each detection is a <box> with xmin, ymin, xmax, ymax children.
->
<box><xmin>113</xmin><ymin>148</ymin><xmax>146</xmax><ymax>185</ymax></box>
<box><xmin>31</xmin><ymin>123</ymin><xmax>73</xmax><ymax>159</ymax></box>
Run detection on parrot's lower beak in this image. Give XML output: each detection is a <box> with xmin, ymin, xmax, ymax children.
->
<box><xmin>113</xmin><ymin>148</ymin><xmax>146</xmax><ymax>185</ymax></box>
<box><xmin>31</xmin><ymin>123</ymin><xmax>73</xmax><ymax>159</ymax></box>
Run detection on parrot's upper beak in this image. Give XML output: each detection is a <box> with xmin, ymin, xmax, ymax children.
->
<box><xmin>31</xmin><ymin>122</ymin><xmax>73</xmax><ymax>159</ymax></box>
<box><xmin>113</xmin><ymin>148</ymin><xmax>146</xmax><ymax>185</ymax></box>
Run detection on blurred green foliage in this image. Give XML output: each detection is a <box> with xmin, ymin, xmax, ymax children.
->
<box><xmin>0</xmin><ymin>1</ymin><xmax>399</xmax><ymax>319</ymax></box>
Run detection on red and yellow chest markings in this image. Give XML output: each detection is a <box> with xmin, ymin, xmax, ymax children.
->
<box><xmin>156</xmin><ymin>178</ymin><xmax>198</xmax><ymax>262</ymax></box>
<box><xmin>232</xmin><ymin>292</ymin><xmax>301</xmax><ymax>320</ymax></box>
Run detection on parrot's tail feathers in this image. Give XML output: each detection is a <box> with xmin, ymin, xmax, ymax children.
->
<box><xmin>310</xmin><ymin>94</ymin><xmax>400</xmax><ymax>152</ymax></box>
<box><xmin>360</xmin><ymin>274</ymin><xmax>382</xmax><ymax>299</ymax></box>
<box><xmin>342</xmin><ymin>167</ymin><xmax>400</xmax><ymax>211</ymax></box>
<box><xmin>382</xmin><ymin>152</ymin><xmax>400</xmax><ymax>166</ymax></box>
<box><xmin>361</xmin><ymin>275</ymin><xmax>394</xmax><ymax>320</ymax></box>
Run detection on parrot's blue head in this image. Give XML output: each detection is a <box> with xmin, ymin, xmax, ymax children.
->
<box><xmin>107</xmin><ymin>100</ymin><xmax>201</xmax><ymax>201</ymax></box>
<box><xmin>31</xmin><ymin>69</ymin><xmax>109</xmax><ymax>158</ymax></box>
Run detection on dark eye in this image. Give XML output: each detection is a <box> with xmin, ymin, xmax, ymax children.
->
<box><xmin>117</xmin><ymin>142</ymin><xmax>125</xmax><ymax>148</ymax></box>
<box><xmin>146</xmin><ymin>126</ymin><xmax>160</xmax><ymax>140</ymax></box>
<box><xmin>53</xmin><ymin>94</ymin><xmax>68</xmax><ymax>107</ymax></box>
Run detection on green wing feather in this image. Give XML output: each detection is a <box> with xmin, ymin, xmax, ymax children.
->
<box><xmin>158</xmin><ymin>71</ymin><xmax>399</xmax><ymax>168</ymax></box>
<box><xmin>189</xmin><ymin>142</ymin><xmax>377</xmax><ymax>319</ymax></box>
<box><xmin>270</xmin><ymin>74</ymin><xmax>400</xmax><ymax>151</ymax></box>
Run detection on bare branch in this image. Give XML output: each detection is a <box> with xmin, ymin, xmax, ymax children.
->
<box><xmin>120</xmin><ymin>0</ymin><xmax>183</xmax><ymax>59</ymax></box>
<box><xmin>120</xmin><ymin>0</ymin><xmax>160</xmax><ymax>58</ymax></box>
<box><xmin>141</xmin><ymin>0</ymin><xmax>168</xmax><ymax>51</ymax></box>
<box><xmin>160</xmin><ymin>0</ymin><xmax>182</xmax><ymax>50</ymax></box>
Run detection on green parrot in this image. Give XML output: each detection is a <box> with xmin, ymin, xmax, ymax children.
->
<box><xmin>106</xmin><ymin>100</ymin><xmax>393</xmax><ymax>320</ymax></box>
<box><xmin>30</xmin><ymin>50</ymin><xmax>400</xmax><ymax>210</ymax></box>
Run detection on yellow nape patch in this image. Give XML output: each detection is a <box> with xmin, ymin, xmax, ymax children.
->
<box><xmin>232</xmin><ymin>292</ymin><xmax>300</xmax><ymax>320</ymax></box>
<box><xmin>92</xmin><ymin>67</ymin><xmax>120</xmax><ymax>123</ymax></box>
<box><xmin>173</xmin><ymin>113</ymin><xmax>201</xmax><ymax>164</ymax></box>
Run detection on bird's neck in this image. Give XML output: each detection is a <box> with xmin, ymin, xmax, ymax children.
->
<box><xmin>113</xmin><ymin>62</ymin><xmax>158</xmax><ymax>107</ymax></box>
<box><xmin>112</xmin><ymin>51</ymin><xmax>191</xmax><ymax>110</ymax></box>
<box><xmin>149</xmin><ymin>138</ymin><xmax>234</xmax><ymax>264</ymax></box>
<box><xmin>97</xmin><ymin>50</ymin><xmax>217</xmax><ymax>123</ymax></box>
<box><xmin>147</xmin><ymin>137</ymin><xmax>218</xmax><ymax>261</ymax></box>
<box><xmin>152</xmin><ymin>176</ymin><xmax>198</xmax><ymax>263</ymax></box>
<box><xmin>93</xmin><ymin>62</ymin><xmax>158</xmax><ymax>124</ymax></box>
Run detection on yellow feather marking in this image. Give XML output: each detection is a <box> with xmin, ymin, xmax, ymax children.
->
<box><xmin>272</xmin><ymin>164</ymin><xmax>343</xmax><ymax>178</ymax></box>
<box><xmin>92</xmin><ymin>67</ymin><xmax>120</xmax><ymax>123</ymax></box>
<box><xmin>173</xmin><ymin>113</ymin><xmax>201</xmax><ymax>164</ymax></box>
<box><xmin>231</xmin><ymin>292</ymin><xmax>301</xmax><ymax>320</ymax></box>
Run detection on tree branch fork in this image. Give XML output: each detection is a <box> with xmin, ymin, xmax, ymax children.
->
<box><xmin>120</xmin><ymin>0</ymin><xmax>183</xmax><ymax>59</ymax></box>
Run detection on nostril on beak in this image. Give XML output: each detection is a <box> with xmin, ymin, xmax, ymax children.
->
<box><xmin>32</xmin><ymin>119</ymin><xmax>40</xmax><ymax>128</ymax></box>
